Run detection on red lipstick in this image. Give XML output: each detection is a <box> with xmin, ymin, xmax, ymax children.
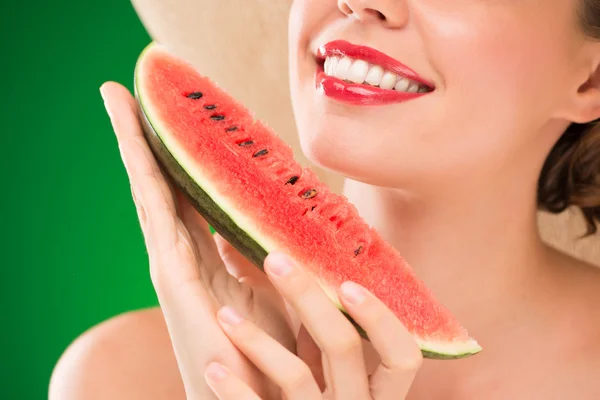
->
<box><xmin>315</xmin><ymin>40</ymin><xmax>434</xmax><ymax>106</ymax></box>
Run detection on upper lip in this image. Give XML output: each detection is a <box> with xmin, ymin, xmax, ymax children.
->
<box><xmin>316</xmin><ymin>40</ymin><xmax>434</xmax><ymax>89</ymax></box>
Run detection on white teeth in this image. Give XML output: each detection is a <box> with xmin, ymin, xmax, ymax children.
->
<box><xmin>380</xmin><ymin>71</ymin><xmax>397</xmax><ymax>90</ymax></box>
<box><xmin>348</xmin><ymin>59</ymin><xmax>370</xmax><ymax>84</ymax></box>
<box><xmin>335</xmin><ymin>57</ymin><xmax>353</xmax><ymax>81</ymax></box>
<box><xmin>323</xmin><ymin>56</ymin><xmax>430</xmax><ymax>94</ymax></box>
<box><xmin>365</xmin><ymin>65</ymin><xmax>384</xmax><ymax>86</ymax></box>
<box><xmin>326</xmin><ymin>56</ymin><xmax>339</xmax><ymax>75</ymax></box>
<box><xmin>407</xmin><ymin>83</ymin><xmax>419</xmax><ymax>93</ymax></box>
<box><xmin>324</xmin><ymin>57</ymin><xmax>332</xmax><ymax>75</ymax></box>
<box><xmin>331</xmin><ymin>57</ymin><xmax>340</xmax><ymax>75</ymax></box>
<box><xmin>394</xmin><ymin>77</ymin><xmax>410</xmax><ymax>92</ymax></box>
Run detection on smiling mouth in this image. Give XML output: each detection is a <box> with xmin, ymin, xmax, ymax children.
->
<box><xmin>314</xmin><ymin>40</ymin><xmax>434</xmax><ymax>105</ymax></box>
<box><xmin>320</xmin><ymin>56</ymin><xmax>430</xmax><ymax>93</ymax></box>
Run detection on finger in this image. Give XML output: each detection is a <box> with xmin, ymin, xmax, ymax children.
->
<box><xmin>205</xmin><ymin>362</ymin><xmax>262</xmax><ymax>400</ymax></box>
<box><xmin>213</xmin><ymin>233</ymin><xmax>271</xmax><ymax>286</ymax></box>
<box><xmin>101</xmin><ymin>81</ymin><xmax>175</xmax><ymax>214</ymax></box>
<box><xmin>263</xmin><ymin>253</ymin><xmax>370</xmax><ymax>400</ymax></box>
<box><xmin>102</xmin><ymin>83</ymin><xmax>236</xmax><ymax>397</ymax></box>
<box><xmin>100</xmin><ymin>82</ymin><xmax>178</xmax><ymax>254</ymax></box>
<box><xmin>216</xmin><ymin>306</ymin><xmax>322</xmax><ymax>400</ymax></box>
<box><xmin>296</xmin><ymin>324</ymin><xmax>326</xmax><ymax>392</ymax></box>
<box><xmin>102</xmin><ymin>83</ymin><xmax>198</xmax><ymax>291</ymax></box>
<box><xmin>213</xmin><ymin>235</ymin><xmax>298</xmax><ymax>346</ymax></box>
<box><xmin>339</xmin><ymin>281</ymin><xmax>422</xmax><ymax>400</ymax></box>
<box><xmin>102</xmin><ymin>82</ymin><xmax>225</xmax><ymax>284</ymax></box>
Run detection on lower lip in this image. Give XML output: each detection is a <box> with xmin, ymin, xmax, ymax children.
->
<box><xmin>315</xmin><ymin>69</ymin><xmax>426</xmax><ymax>106</ymax></box>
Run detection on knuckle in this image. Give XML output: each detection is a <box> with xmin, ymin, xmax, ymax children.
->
<box><xmin>282</xmin><ymin>363</ymin><xmax>313</xmax><ymax>392</ymax></box>
<box><xmin>148</xmin><ymin>235</ymin><xmax>199</xmax><ymax>295</ymax></box>
<box><xmin>129</xmin><ymin>135</ymin><xmax>149</xmax><ymax>153</ymax></box>
<box><xmin>324</xmin><ymin>332</ymin><xmax>362</xmax><ymax>358</ymax></box>
<box><xmin>126</xmin><ymin>138</ymin><xmax>157</xmax><ymax>177</ymax></box>
<box><xmin>391</xmin><ymin>349</ymin><xmax>423</xmax><ymax>373</ymax></box>
<box><xmin>156</xmin><ymin>238</ymin><xmax>184</xmax><ymax>267</ymax></box>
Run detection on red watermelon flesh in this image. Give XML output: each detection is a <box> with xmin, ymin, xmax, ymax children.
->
<box><xmin>134</xmin><ymin>42</ymin><xmax>481</xmax><ymax>359</ymax></box>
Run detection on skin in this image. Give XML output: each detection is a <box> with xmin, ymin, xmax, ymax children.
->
<box><xmin>50</xmin><ymin>0</ymin><xmax>600</xmax><ymax>399</ymax></box>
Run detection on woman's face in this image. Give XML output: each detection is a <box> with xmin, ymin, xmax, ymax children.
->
<box><xmin>288</xmin><ymin>0</ymin><xmax>593</xmax><ymax>191</ymax></box>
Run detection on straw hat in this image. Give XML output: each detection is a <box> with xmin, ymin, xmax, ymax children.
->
<box><xmin>131</xmin><ymin>0</ymin><xmax>599</xmax><ymax>267</ymax></box>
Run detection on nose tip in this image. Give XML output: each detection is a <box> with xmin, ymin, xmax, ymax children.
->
<box><xmin>340</xmin><ymin>3</ymin><xmax>386</xmax><ymax>21</ymax></box>
<box><xmin>338</xmin><ymin>0</ymin><xmax>408</xmax><ymax>28</ymax></box>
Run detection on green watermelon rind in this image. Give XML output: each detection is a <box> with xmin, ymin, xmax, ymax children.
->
<box><xmin>133</xmin><ymin>42</ymin><xmax>482</xmax><ymax>360</ymax></box>
<box><xmin>136</xmin><ymin>87</ymin><xmax>269</xmax><ymax>270</ymax></box>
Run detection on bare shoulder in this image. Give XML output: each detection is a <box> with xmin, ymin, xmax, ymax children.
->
<box><xmin>49</xmin><ymin>307</ymin><xmax>185</xmax><ymax>400</ymax></box>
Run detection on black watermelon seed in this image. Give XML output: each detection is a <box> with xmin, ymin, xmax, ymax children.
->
<box><xmin>186</xmin><ymin>92</ymin><xmax>203</xmax><ymax>99</ymax></box>
<box><xmin>253</xmin><ymin>149</ymin><xmax>269</xmax><ymax>158</ymax></box>
<box><xmin>238</xmin><ymin>140</ymin><xmax>254</xmax><ymax>147</ymax></box>
<box><xmin>210</xmin><ymin>114</ymin><xmax>225</xmax><ymax>121</ymax></box>
<box><xmin>204</xmin><ymin>104</ymin><xmax>217</xmax><ymax>110</ymax></box>
<box><xmin>226</xmin><ymin>126</ymin><xmax>238</xmax><ymax>132</ymax></box>
<box><xmin>311</xmin><ymin>205</ymin><xmax>317</xmax><ymax>211</ymax></box>
<box><xmin>285</xmin><ymin>176</ymin><xmax>299</xmax><ymax>185</ymax></box>
<box><xmin>354</xmin><ymin>246</ymin><xmax>363</xmax><ymax>256</ymax></box>
<box><xmin>301</xmin><ymin>188</ymin><xmax>317</xmax><ymax>199</ymax></box>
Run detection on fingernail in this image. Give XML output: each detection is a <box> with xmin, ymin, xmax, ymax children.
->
<box><xmin>206</xmin><ymin>362</ymin><xmax>228</xmax><ymax>382</ymax></box>
<box><xmin>265</xmin><ymin>252</ymin><xmax>294</xmax><ymax>276</ymax></box>
<box><xmin>341</xmin><ymin>281</ymin><xmax>366</xmax><ymax>305</ymax></box>
<box><xmin>217</xmin><ymin>306</ymin><xmax>244</xmax><ymax>326</ymax></box>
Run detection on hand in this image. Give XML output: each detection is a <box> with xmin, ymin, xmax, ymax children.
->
<box><xmin>204</xmin><ymin>253</ymin><xmax>424</xmax><ymax>400</ymax></box>
<box><xmin>100</xmin><ymin>81</ymin><xmax>296</xmax><ymax>399</ymax></box>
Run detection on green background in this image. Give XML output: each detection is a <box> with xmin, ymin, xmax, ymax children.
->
<box><xmin>2</xmin><ymin>1</ymin><xmax>156</xmax><ymax>398</ymax></box>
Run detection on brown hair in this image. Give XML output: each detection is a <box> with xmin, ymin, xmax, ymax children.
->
<box><xmin>537</xmin><ymin>0</ymin><xmax>600</xmax><ymax>236</ymax></box>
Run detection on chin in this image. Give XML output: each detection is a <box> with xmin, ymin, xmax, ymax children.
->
<box><xmin>297</xmin><ymin>123</ymin><xmax>401</xmax><ymax>188</ymax></box>
<box><xmin>298</xmin><ymin>116</ymin><xmax>355</xmax><ymax>171</ymax></box>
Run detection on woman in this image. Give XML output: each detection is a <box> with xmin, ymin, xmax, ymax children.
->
<box><xmin>51</xmin><ymin>0</ymin><xmax>600</xmax><ymax>399</ymax></box>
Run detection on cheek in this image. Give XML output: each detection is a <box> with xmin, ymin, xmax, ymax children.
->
<box><xmin>430</xmin><ymin>2</ymin><xmax>577</xmax><ymax>116</ymax></box>
<box><xmin>419</xmin><ymin>0</ymin><xmax>578</xmax><ymax>103</ymax></box>
<box><xmin>413</xmin><ymin>5</ymin><xmax>579</xmax><ymax>167</ymax></box>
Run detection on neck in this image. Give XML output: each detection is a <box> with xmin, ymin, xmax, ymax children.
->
<box><xmin>342</xmin><ymin>176</ymin><xmax>555</xmax><ymax>335</ymax></box>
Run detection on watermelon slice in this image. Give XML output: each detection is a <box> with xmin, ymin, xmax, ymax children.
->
<box><xmin>134</xmin><ymin>42</ymin><xmax>482</xmax><ymax>359</ymax></box>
